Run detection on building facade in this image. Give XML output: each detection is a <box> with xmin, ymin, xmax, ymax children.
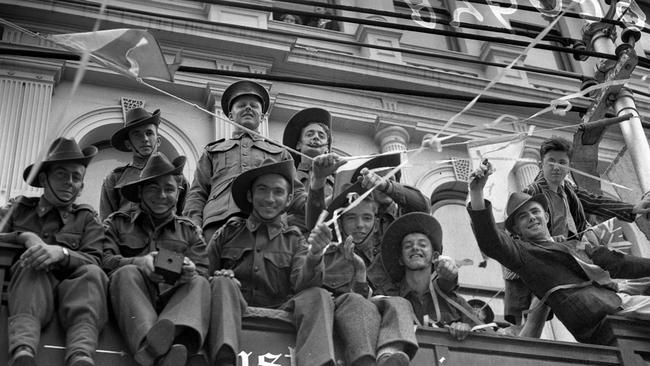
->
<box><xmin>2</xmin><ymin>0</ymin><xmax>650</xmax><ymax>342</ymax></box>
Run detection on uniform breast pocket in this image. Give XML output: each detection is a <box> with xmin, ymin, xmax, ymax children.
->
<box><xmin>221</xmin><ymin>246</ymin><xmax>251</xmax><ymax>269</ymax></box>
<box><xmin>54</xmin><ymin>232</ymin><xmax>82</xmax><ymax>250</ymax></box>
<box><xmin>118</xmin><ymin>233</ymin><xmax>149</xmax><ymax>258</ymax></box>
<box><xmin>210</xmin><ymin>141</ymin><xmax>239</xmax><ymax>174</ymax></box>
<box><xmin>252</xmin><ymin>143</ymin><xmax>284</xmax><ymax>166</ymax></box>
<box><xmin>156</xmin><ymin>238</ymin><xmax>188</xmax><ymax>255</ymax></box>
<box><xmin>263</xmin><ymin>251</ymin><xmax>292</xmax><ymax>270</ymax></box>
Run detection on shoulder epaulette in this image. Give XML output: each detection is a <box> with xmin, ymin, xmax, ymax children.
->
<box><xmin>71</xmin><ymin>203</ymin><xmax>98</xmax><ymax>214</ymax></box>
<box><xmin>111</xmin><ymin>164</ymin><xmax>129</xmax><ymax>174</ymax></box>
<box><xmin>105</xmin><ymin>210</ymin><xmax>130</xmax><ymax>222</ymax></box>
<box><xmin>177</xmin><ymin>216</ymin><xmax>203</xmax><ymax>232</ymax></box>
<box><xmin>283</xmin><ymin>224</ymin><xmax>303</xmax><ymax>236</ymax></box>
<box><xmin>205</xmin><ymin>138</ymin><xmax>227</xmax><ymax>149</ymax></box>
<box><xmin>15</xmin><ymin>195</ymin><xmax>37</xmax><ymax>207</ymax></box>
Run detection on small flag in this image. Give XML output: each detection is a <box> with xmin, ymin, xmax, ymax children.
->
<box><xmin>49</xmin><ymin>29</ymin><xmax>179</xmax><ymax>82</ymax></box>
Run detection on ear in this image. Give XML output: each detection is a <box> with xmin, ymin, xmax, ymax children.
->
<box><xmin>296</xmin><ymin>140</ymin><xmax>302</xmax><ymax>150</ymax></box>
<box><xmin>246</xmin><ymin>190</ymin><xmax>253</xmax><ymax>204</ymax></box>
<box><xmin>124</xmin><ymin>139</ymin><xmax>134</xmax><ymax>152</ymax></box>
<box><xmin>398</xmin><ymin>257</ymin><xmax>404</xmax><ymax>266</ymax></box>
<box><xmin>228</xmin><ymin>112</ymin><xmax>234</xmax><ymax>121</ymax></box>
<box><xmin>285</xmin><ymin>192</ymin><xmax>293</xmax><ymax>209</ymax></box>
<box><xmin>77</xmin><ymin>182</ymin><xmax>84</xmax><ymax>196</ymax></box>
<box><xmin>544</xmin><ymin>211</ymin><xmax>549</xmax><ymax>223</ymax></box>
<box><xmin>37</xmin><ymin>171</ymin><xmax>47</xmax><ymax>186</ymax></box>
<box><xmin>155</xmin><ymin>135</ymin><xmax>161</xmax><ymax>148</ymax></box>
<box><xmin>431</xmin><ymin>251</ymin><xmax>440</xmax><ymax>264</ymax></box>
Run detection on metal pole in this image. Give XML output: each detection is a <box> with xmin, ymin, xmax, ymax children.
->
<box><xmin>614</xmin><ymin>88</ymin><xmax>650</xmax><ymax>192</ymax></box>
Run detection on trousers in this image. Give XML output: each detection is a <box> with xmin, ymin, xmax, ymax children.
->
<box><xmin>8</xmin><ymin>264</ymin><xmax>108</xmax><ymax>362</ymax></box>
<box><xmin>109</xmin><ymin>265</ymin><xmax>210</xmax><ymax>358</ymax></box>
<box><xmin>208</xmin><ymin>277</ymin><xmax>336</xmax><ymax>366</ymax></box>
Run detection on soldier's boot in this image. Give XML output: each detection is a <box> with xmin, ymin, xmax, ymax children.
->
<box><xmin>8</xmin><ymin>315</ymin><xmax>40</xmax><ymax>366</ymax></box>
<box><xmin>65</xmin><ymin>321</ymin><xmax>99</xmax><ymax>366</ymax></box>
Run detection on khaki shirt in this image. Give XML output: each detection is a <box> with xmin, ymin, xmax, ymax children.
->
<box><xmin>207</xmin><ymin>214</ymin><xmax>323</xmax><ymax>308</ymax></box>
<box><xmin>103</xmin><ymin>207</ymin><xmax>208</xmax><ymax>277</ymax></box>
<box><xmin>100</xmin><ymin>156</ymin><xmax>189</xmax><ymax>220</ymax></box>
<box><xmin>184</xmin><ymin>131</ymin><xmax>306</xmax><ymax>229</ymax></box>
<box><xmin>0</xmin><ymin>196</ymin><xmax>104</xmax><ymax>271</ymax></box>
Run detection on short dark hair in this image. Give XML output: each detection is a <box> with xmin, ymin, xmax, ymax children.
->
<box><xmin>539</xmin><ymin>137</ymin><xmax>573</xmax><ymax>161</ymax></box>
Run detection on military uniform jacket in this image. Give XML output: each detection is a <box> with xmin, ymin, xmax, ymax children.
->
<box><xmin>184</xmin><ymin>131</ymin><xmax>307</xmax><ymax>229</ymax></box>
<box><xmin>322</xmin><ymin>245</ymin><xmax>369</xmax><ymax>298</ymax></box>
<box><xmin>103</xmin><ymin>207</ymin><xmax>208</xmax><ymax>277</ymax></box>
<box><xmin>0</xmin><ymin>196</ymin><xmax>104</xmax><ymax>271</ymax></box>
<box><xmin>467</xmin><ymin>200</ymin><xmax>650</xmax><ymax>342</ymax></box>
<box><xmin>207</xmin><ymin>214</ymin><xmax>324</xmax><ymax>308</ymax></box>
<box><xmin>100</xmin><ymin>157</ymin><xmax>189</xmax><ymax>220</ymax></box>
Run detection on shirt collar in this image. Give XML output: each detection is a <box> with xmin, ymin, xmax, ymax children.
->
<box><xmin>131</xmin><ymin>206</ymin><xmax>177</xmax><ymax>231</ymax></box>
<box><xmin>37</xmin><ymin>196</ymin><xmax>72</xmax><ymax>223</ymax></box>
<box><xmin>231</xmin><ymin>128</ymin><xmax>264</xmax><ymax>141</ymax></box>
<box><xmin>246</xmin><ymin>212</ymin><xmax>285</xmax><ymax>240</ymax></box>
<box><xmin>131</xmin><ymin>154</ymin><xmax>148</xmax><ymax>169</ymax></box>
<box><xmin>535</xmin><ymin>174</ymin><xmax>565</xmax><ymax>194</ymax></box>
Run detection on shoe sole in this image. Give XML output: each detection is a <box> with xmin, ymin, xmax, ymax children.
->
<box><xmin>377</xmin><ymin>352</ymin><xmax>410</xmax><ymax>366</ymax></box>
<box><xmin>10</xmin><ymin>352</ymin><xmax>36</xmax><ymax>366</ymax></box>
<box><xmin>146</xmin><ymin>319</ymin><xmax>175</xmax><ymax>356</ymax></box>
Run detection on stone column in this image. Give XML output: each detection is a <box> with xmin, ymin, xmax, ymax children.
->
<box><xmin>374</xmin><ymin>126</ymin><xmax>409</xmax><ymax>153</ymax></box>
<box><xmin>0</xmin><ymin>58</ymin><xmax>62</xmax><ymax>203</ymax></box>
<box><xmin>514</xmin><ymin>148</ymin><xmax>540</xmax><ymax>191</ymax></box>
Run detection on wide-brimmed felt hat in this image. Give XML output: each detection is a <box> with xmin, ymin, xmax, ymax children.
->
<box><xmin>325</xmin><ymin>181</ymin><xmax>374</xmax><ymax>221</ymax></box>
<box><xmin>231</xmin><ymin>158</ymin><xmax>295</xmax><ymax>213</ymax></box>
<box><xmin>282</xmin><ymin>108</ymin><xmax>332</xmax><ymax>166</ymax></box>
<box><xmin>221</xmin><ymin>80</ymin><xmax>270</xmax><ymax>115</ymax></box>
<box><xmin>350</xmin><ymin>153</ymin><xmax>402</xmax><ymax>183</ymax></box>
<box><xmin>119</xmin><ymin>153</ymin><xmax>186</xmax><ymax>203</ymax></box>
<box><xmin>381</xmin><ymin>212</ymin><xmax>443</xmax><ymax>283</ymax></box>
<box><xmin>23</xmin><ymin>137</ymin><xmax>98</xmax><ymax>188</ymax></box>
<box><xmin>111</xmin><ymin>108</ymin><xmax>161</xmax><ymax>152</ymax></box>
<box><xmin>504</xmin><ymin>192</ymin><xmax>549</xmax><ymax>233</ymax></box>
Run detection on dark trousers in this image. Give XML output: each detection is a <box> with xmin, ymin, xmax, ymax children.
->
<box><xmin>109</xmin><ymin>265</ymin><xmax>210</xmax><ymax>362</ymax></box>
<box><xmin>334</xmin><ymin>293</ymin><xmax>379</xmax><ymax>364</ymax></box>
<box><xmin>8</xmin><ymin>264</ymin><xmax>108</xmax><ymax>362</ymax></box>
<box><xmin>370</xmin><ymin>296</ymin><xmax>419</xmax><ymax>358</ymax></box>
<box><xmin>209</xmin><ymin>277</ymin><xmax>336</xmax><ymax>366</ymax></box>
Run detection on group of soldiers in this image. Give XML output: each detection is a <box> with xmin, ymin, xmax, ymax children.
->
<box><xmin>5</xmin><ymin>79</ymin><xmax>650</xmax><ymax>366</ymax></box>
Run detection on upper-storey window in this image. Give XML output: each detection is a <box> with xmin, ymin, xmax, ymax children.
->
<box><xmin>394</xmin><ymin>0</ymin><xmax>461</xmax><ymax>52</ymax></box>
<box><xmin>272</xmin><ymin>0</ymin><xmax>341</xmax><ymax>31</ymax></box>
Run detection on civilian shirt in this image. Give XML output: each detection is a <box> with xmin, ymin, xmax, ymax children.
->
<box><xmin>207</xmin><ymin>213</ymin><xmax>323</xmax><ymax>308</ymax></box>
<box><xmin>524</xmin><ymin>172</ymin><xmax>635</xmax><ymax>240</ymax></box>
<box><xmin>0</xmin><ymin>195</ymin><xmax>104</xmax><ymax>271</ymax></box>
<box><xmin>103</xmin><ymin>207</ymin><xmax>208</xmax><ymax>277</ymax></box>
<box><xmin>467</xmin><ymin>199</ymin><xmax>628</xmax><ymax>341</ymax></box>
<box><xmin>183</xmin><ymin>130</ymin><xmax>306</xmax><ymax>229</ymax></box>
<box><xmin>100</xmin><ymin>155</ymin><xmax>189</xmax><ymax>220</ymax></box>
<box><xmin>290</xmin><ymin>161</ymin><xmax>334</xmax><ymax>233</ymax></box>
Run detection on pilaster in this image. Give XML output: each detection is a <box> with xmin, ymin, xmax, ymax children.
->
<box><xmin>0</xmin><ymin>58</ymin><xmax>63</xmax><ymax>203</ymax></box>
<box><xmin>514</xmin><ymin>147</ymin><xmax>540</xmax><ymax>191</ymax></box>
<box><xmin>374</xmin><ymin>125</ymin><xmax>410</xmax><ymax>153</ymax></box>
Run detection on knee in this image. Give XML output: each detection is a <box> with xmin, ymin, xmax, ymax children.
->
<box><xmin>109</xmin><ymin>265</ymin><xmax>142</xmax><ymax>287</ymax></box>
<box><xmin>77</xmin><ymin>264</ymin><xmax>108</xmax><ymax>283</ymax></box>
<box><xmin>210</xmin><ymin>275</ymin><xmax>239</xmax><ymax>295</ymax></box>
<box><xmin>295</xmin><ymin>287</ymin><xmax>335</xmax><ymax>313</ymax></box>
<box><xmin>337</xmin><ymin>292</ymin><xmax>372</xmax><ymax>309</ymax></box>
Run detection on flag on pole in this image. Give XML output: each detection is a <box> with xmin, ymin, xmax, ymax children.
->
<box><xmin>49</xmin><ymin>29</ymin><xmax>180</xmax><ymax>81</ymax></box>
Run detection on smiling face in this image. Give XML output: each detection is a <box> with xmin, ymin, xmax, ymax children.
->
<box><xmin>40</xmin><ymin>163</ymin><xmax>85</xmax><ymax>204</ymax></box>
<box><xmin>248</xmin><ymin>174</ymin><xmax>292</xmax><ymax>220</ymax></box>
<box><xmin>340</xmin><ymin>200</ymin><xmax>377</xmax><ymax>243</ymax></box>
<box><xmin>541</xmin><ymin>150</ymin><xmax>570</xmax><ymax>188</ymax></box>
<box><xmin>125</xmin><ymin>123</ymin><xmax>160</xmax><ymax>157</ymax></box>
<box><xmin>296</xmin><ymin>123</ymin><xmax>329</xmax><ymax>157</ymax></box>
<box><xmin>511</xmin><ymin>201</ymin><xmax>551</xmax><ymax>241</ymax></box>
<box><xmin>140</xmin><ymin>175</ymin><xmax>179</xmax><ymax>216</ymax></box>
<box><xmin>229</xmin><ymin>95</ymin><xmax>264</xmax><ymax>130</ymax></box>
<box><xmin>400</xmin><ymin>232</ymin><xmax>436</xmax><ymax>271</ymax></box>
